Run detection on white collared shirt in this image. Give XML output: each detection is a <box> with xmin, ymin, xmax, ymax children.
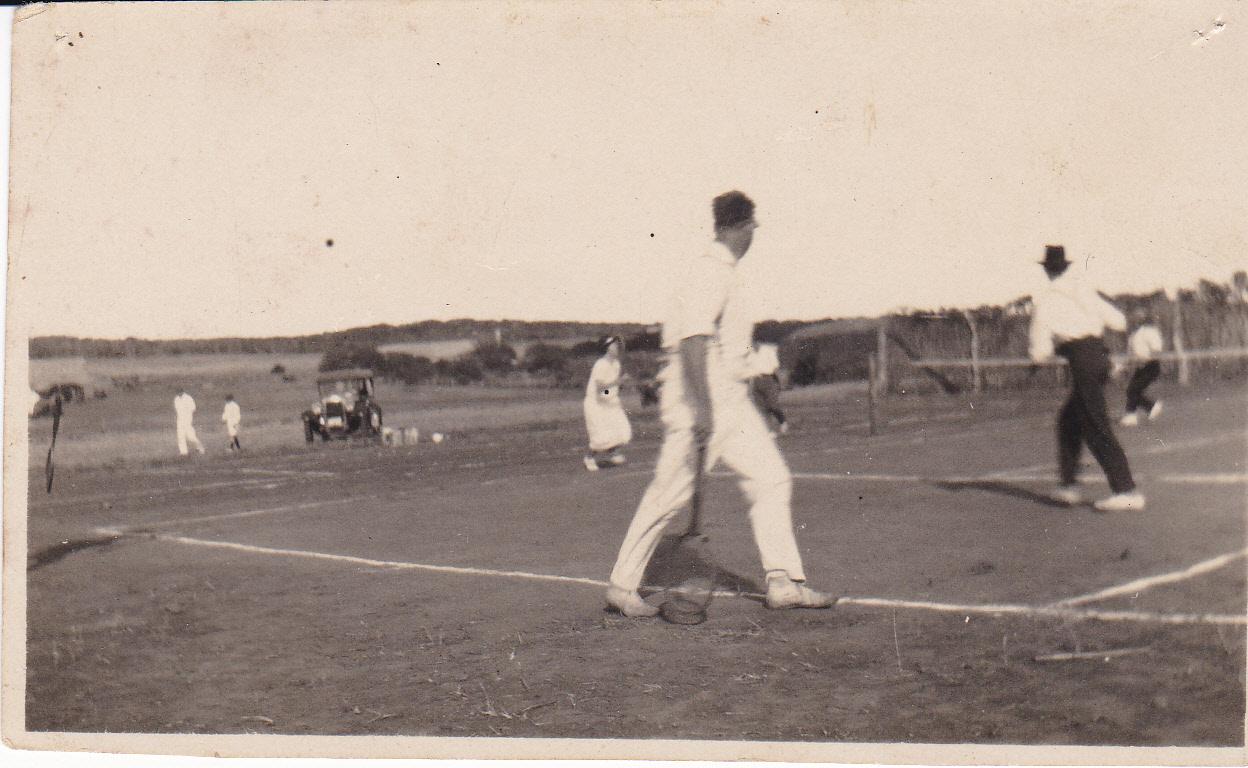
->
<box><xmin>660</xmin><ymin>240</ymin><xmax>737</xmax><ymax>350</ymax></box>
<box><xmin>1028</xmin><ymin>271</ymin><xmax>1126</xmax><ymax>361</ymax></box>
<box><xmin>1128</xmin><ymin>325</ymin><xmax>1164</xmax><ymax>360</ymax></box>
<box><xmin>222</xmin><ymin>400</ymin><xmax>242</xmax><ymax>427</ymax></box>
<box><xmin>659</xmin><ymin>241</ymin><xmax>757</xmax><ymax>383</ymax></box>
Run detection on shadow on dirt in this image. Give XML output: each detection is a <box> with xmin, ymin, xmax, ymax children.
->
<box><xmin>28</xmin><ymin>533</ymin><xmax>125</xmax><ymax>571</ymax></box>
<box><xmin>932</xmin><ymin>479</ymin><xmax>1073</xmax><ymax>509</ymax></box>
<box><xmin>642</xmin><ymin>534</ymin><xmax>765</xmax><ymax>597</ymax></box>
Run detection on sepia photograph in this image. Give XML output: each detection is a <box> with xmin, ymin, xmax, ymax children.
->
<box><xmin>3</xmin><ymin>1</ymin><xmax>1245</xmax><ymax>763</ymax></box>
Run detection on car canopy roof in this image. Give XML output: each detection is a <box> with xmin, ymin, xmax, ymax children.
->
<box><xmin>316</xmin><ymin>368</ymin><xmax>375</xmax><ymax>384</ymax></box>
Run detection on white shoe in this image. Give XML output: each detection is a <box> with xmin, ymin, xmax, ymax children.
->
<box><xmin>1093</xmin><ymin>492</ymin><xmax>1147</xmax><ymax>512</ymax></box>
<box><xmin>609</xmin><ymin>453</ymin><xmax>626</xmax><ymax>466</ymax></box>
<box><xmin>1119</xmin><ymin>413</ymin><xmax>1139</xmax><ymax>427</ymax></box>
<box><xmin>765</xmin><ymin>573</ymin><xmax>835</xmax><ymax>610</ymax></box>
<box><xmin>1149</xmin><ymin>401</ymin><xmax>1163</xmax><ymax>421</ymax></box>
<box><xmin>1051</xmin><ymin>486</ymin><xmax>1083</xmax><ymax>506</ymax></box>
<box><xmin>583</xmin><ymin>455</ymin><xmax>599</xmax><ymax>472</ymax></box>
<box><xmin>605</xmin><ymin>585</ymin><xmax>659</xmax><ymax>617</ymax></box>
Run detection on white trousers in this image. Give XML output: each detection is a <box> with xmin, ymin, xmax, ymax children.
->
<box><xmin>608</xmin><ymin>367</ymin><xmax>805</xmax><ymax>591</ymax></box>
<box><xmin>177</xmin><ymin>422</ymin><xmax>204</xmax><ymax>455</ymax></box>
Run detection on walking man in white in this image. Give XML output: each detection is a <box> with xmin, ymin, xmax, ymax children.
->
<box><xmin>605</xmin><ymin>191</ymin><xmax>833</xmax><ymax>617</ymax></box>
<box><xmin>222</xmin><ymin>394</ymin><xmax>242</xmax><ymax>452</ymax></box>
<box><xmin>174</xmin><ymin>387</ymin><xmax>206</xmax><ymax>456</ymax></box>
<box><xmin>1029</xmin><ymin>245</ymin><xmax>1143</xmax><ymax>512</ymax></box>
<box><xmin>1120</xmin><ymin>308</ymin><xmax>1164</xmax><ymax>426</ymax></box>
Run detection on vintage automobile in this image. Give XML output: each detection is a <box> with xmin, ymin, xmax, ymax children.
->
<box><xmin>301</xmin><ymin>368</ymin><xmax>383</xmax><ymax>443</ymax></box>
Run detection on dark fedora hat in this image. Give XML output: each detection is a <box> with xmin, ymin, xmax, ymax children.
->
<box><xmin>1040</xmin><ymin>244</ymin><xmax>1070</xmax><ymax>270</ymax></box>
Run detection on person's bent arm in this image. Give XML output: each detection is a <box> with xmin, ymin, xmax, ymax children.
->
<box><xmin>679</xmin><ymin>335</ymin><xmax>713</xmax><ymax>444</ymax></box>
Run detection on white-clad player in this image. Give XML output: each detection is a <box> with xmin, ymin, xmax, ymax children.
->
<box><xmin>604</xmin><ymin>191</ymin><xmax>833</xmax><ymax>617</ymax></box>
<box><xmin>173</xmin><ymin>387</ymin><xmax>206</xmax><ymax>457</ymax></box>
<box><xmin>1120</xmin><ymin>307</ymin><xmax>1164</xmax><ymax>426</ymax></box>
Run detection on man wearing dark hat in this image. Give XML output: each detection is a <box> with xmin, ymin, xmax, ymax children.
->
<box><xmin>1029</xmin><ymin>245</ymin><xmax>1144</xmax><ymax>511</ymax></box>
<box><xmin>605</xmin><ymin>191</ymin><xmax>833</xmax><ymax>616</ymax></box>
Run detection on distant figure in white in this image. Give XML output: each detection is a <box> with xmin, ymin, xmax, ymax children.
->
<box><xmin>582</xmin><ymin>336</ymin><xmax>633</xmax><ymax>471</ymax></box>
<box><xmin>174</xmin><ymin>388</ymin><xmax>206</xmax><ymax>456</ymax></box>
<box><xmin>1120</xmin><ymin>308</ymin><xmax>1164</xmax><ymax>427</ymax></box>
<box><xmin>222</xmin><ymin>394</ymin><xmax>242</xmax><ymax>452</ymax></box>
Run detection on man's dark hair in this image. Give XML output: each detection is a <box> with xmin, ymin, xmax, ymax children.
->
<box><xmin>713</xmin><ymin>191</ymin><xmax>755</xmax><ymax>230</ymax></box>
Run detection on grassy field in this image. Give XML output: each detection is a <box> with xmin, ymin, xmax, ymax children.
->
<box><xmin>27</xmin><ymin>364</ymin><xmax>601</xmax><ymax>470</ymax></box>
<box><xmin>27</xmin><ymin>352</ymin><xmax>870</xmax><ymax>470</ymax></box>
<box><xmin>30</xmin><ymin>353</ymin><xmax>324</xmax><ymax>389</ymax></box>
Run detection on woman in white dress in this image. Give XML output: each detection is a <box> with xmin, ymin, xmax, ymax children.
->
<box><xmin>582</xmin><ymin>336</ymin><xmax>633</xmax><ymax>471</ymax></box>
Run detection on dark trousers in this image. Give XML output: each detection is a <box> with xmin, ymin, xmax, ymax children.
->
<box><xmin>1055</xmin><ymin>338</ymin><xmax>1135</xmax><ymax>493</ymax></box>
<box><xmin>1125</xmin><ymin>360</ymin><xmax>1160</xmax><ymax>413</ymax></box>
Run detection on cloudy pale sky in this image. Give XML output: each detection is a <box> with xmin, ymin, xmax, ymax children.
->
<box><xmin>8</xmin><ymin>1</ymin><xmax>1245</xmax><ymax>340</ymax></box>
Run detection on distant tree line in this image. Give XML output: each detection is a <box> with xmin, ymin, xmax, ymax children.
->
<box><xmin>33</xmin><ymin>272</ymin><xmax>1247</xmax><ymax>392</ymax></box>
<box><xmin>29</xmin><ymin>320</ymin><xmax>650</xmax><ymax>359</ymax></box>
<box><xmin>318</xmin><ymin>329</ymin><xmax>672</xmax><ymax>390</ymax></box>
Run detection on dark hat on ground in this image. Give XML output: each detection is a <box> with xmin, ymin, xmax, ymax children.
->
<box><xmin>1040</xmin><ymin>245</ymin><xmax>1070</xmax><ymax>270</ymax></box>
<box><xmin>713</xmin><ymin>191</ymin><xmax>755</xmax><ymax>229</ymax></box>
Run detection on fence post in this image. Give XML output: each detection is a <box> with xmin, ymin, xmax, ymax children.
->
<box><xmin>867</xmin><ymin>354</ymin><xmax>880</xmax><ymax>436</ymax></box>
<box><xmin>966</xmin><ymin>311</ymin><xmax>981</xmax><ymax>394</ymax></box>
<box><xmin>876</xmin><ymin>318</ymin><xmax>889</xmax><ymax>394</ymax></box>
<box><xmin>1171</xmin><ymin>293</ymin><xmax>1190</xmax><ymax>386</ymax></box>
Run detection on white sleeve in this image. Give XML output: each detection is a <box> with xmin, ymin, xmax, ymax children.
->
<box><xmin>1028</xmin><ymin>298</ymin><xmax>1054</xmax><ymax>361</ymax></box>
<box><xmin>671</xmin><ymin>259</ymin><xmax>731</xmax><ymax>342</ymax></box>
<box><xmin>1091</xmin><ymin>289</ymin><xmax>1127</xmax><ymax>332</ymax></box>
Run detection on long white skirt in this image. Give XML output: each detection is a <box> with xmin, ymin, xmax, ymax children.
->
<box><xmin>584</xmin><ymin>394</ymin><xmax>632</xmax><ymax>451</ymax></box>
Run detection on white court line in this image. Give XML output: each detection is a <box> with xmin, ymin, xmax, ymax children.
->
<box><xmin>160</xmin><ymin>534</ymin><xmax>607</xmax><ymax>588</ymax></box>
<box><xmin>1142</xmin><ymin>432</ymin><xmax>1246</xmax><ymax>455</ymax></box>
<box><xmin>724</xmin><ymin>470</ymin><xmax>1248</xmax><ymax>485</ymax></box>
<box><xmin>1158</xmin><ymin>472</ymin><xmax>1247</xmax><ymax>484</ymax></box>
<box><xmin>976</xmin><ymin>429</ymin><xmax>1246</xmax><ymax>480</ymax></box>
<box><xmin>32</xmin><ymin>477</ymin><xmax>294</xmax><ymax>509</ymax></box>
<box><xmin>944</xmin><ymin>472</ymin><xmax>1247</xmax><ymax>486</ymax></box>
<box><xmin>837</xmin><ymin>597</ymin><xmax>1245</xmax><ymax>627</ymax></box>
<box><xmin>150</xmin><ymin>534</ymin><xmax>1245</xmax><ymax>626</ymax></box>
<box><xmin>814</xmin><ymin>416</ymin><xmax>1039</xmax><ymax>457</ymax></box>
<box><xmin>96</xmin><ymin>493</ymin><xmax>404</xmax><ymax>534</ymax></box>
<box><xmin>1053</xmin><ymin>548</ymin><xmax>1248</xmax><ymax>607</ymax></box>
<box><xmin>240</xmin><ymin>468</ymin><xmax>338</xmax><ymax>478</ymax></box>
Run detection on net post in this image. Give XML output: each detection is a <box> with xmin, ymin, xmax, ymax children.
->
<box><xmin>1171</xmin><ymin>293</ymin><xmax>1191</xmax><ymax>386</ymax></box>
<box><xmin>876</xmin><ymin>318</ymin><xmax>889</xmax><ymax>393</ymax></box>
<box><xmin>966</xmin><ymin>310</ymin><xmax>982</xmax><ymax>394</ymax></box>
<box><xmin>868</xmin><ymin>353</ymin><xmax>880</xmax><ymax>436</ymax></box>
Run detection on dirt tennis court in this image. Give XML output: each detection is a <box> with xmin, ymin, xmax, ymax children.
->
<box><xmin>22</xmin><ymin>379</ymin><xmax>1246</xmax><ymax>745</ymax></box>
